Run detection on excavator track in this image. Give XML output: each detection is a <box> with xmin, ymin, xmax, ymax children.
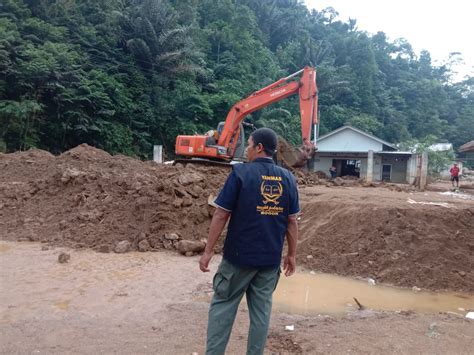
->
<box><xmin>173</xmin><ymin>158</ymin><xmax>238</xmax><ymax>167</ymax></box>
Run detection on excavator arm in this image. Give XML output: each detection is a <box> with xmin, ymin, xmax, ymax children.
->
<box><xmin>175</xmin><ymin>66</ymin><xmax>318</xmax><ymax>166</ymax></box>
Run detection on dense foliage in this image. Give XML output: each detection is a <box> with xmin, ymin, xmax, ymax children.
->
<box><xmin>1</xmin><ymin>0</ymin><xmax>473</xmax><ymax>157</ymax></box>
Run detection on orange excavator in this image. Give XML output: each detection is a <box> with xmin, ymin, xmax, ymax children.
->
<box><xmin>175</xmin><ymin>66</ymin><xmax>318</xmax><ymax>167</ymax></box>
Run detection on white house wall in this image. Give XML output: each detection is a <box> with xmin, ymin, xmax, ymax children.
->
<box><xmin>311</xmin><ymin>156</ymin><xmax>333</xmax><ymax>177</ymax></box>
<box><xmin>317</xmin><ymin>129</ymin><xmax>383</xmax><ymax>152</ymax></box>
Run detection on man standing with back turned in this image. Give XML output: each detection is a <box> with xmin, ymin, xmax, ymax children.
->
<box><xmin>199</xmin><ymin>128</ymin><xmax>300</xmax><ymax>355</ymax></box>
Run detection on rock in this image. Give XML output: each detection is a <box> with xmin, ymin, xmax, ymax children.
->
<box><xmin>412</xmin><ymin>286</ymin><xmax>421</xmax><ymax>292</ymax></box>
<box><xmin>138</xmin><ymin>239</ymin><xmax>151</xmax><ymax>252</ymax></box>
<box><xmin>114</xmin><ymin>240</ymin><xmax>131</xmax><ymax>253</ymax></box>
<box><xmin>306</xmin><ymin>255</ymin><xmax>313</xmax><ymax>259</ymax></box>
<box><xmin>185</xmin><ymin>251</ymin><xmax>194</xmax><ymax>257</ymax></box>
<box><xmin>58</xmin><ymin>252</ymin><xmax>70</xmax><ymax>263</ymax></box>
<box><xmin>162</xmin><ymin>240</ymin><xmax>174</xmax><ymax>250</ymax></box>
<box><xmin>59</xmin><ymin>220</ymin><xmax>68</xmax><ymax>231</ymax></box>
<box><xmin>458</xmin><ymin>271</ymin><xmax>466</xmax><ymax>277</ymax></box>
<box><xmin>164</xmin><ymin>233</ymin><xmax>180</xmax><ymax>241</ymax></box>
<box><xmin>96</xmin><ymin>245</ymin><xmax>110</xmax><ymax>253</ymax></box>
<box><xmin>187</xmin><ymin>185</ymin><xmax>204</xmax><ymax>198</ymax></box>
<box><xmin>182</xmin><ymin>197</ymin><xmax>193</xmax><ymax>207</ymax></box>
<box><xmin>333</xmin><ymin>177</ymin><xmax>344</xmax><ymax>186</ymax></box>
<box><xmin>177</xmin><ymin>240</ymin><xmax>206</xmax><ymax>254</ymax></box>
<box><xmin>178</xmin><ymin>172</ymin><xmax>204</xmax><ymax>186</ymax></box>
<box><xmin>41</xmin><ymin>245</ymin><xmax>49</xmax><ymax>251</ymax></box>
<box><xmin>138</xmin><ymin>232</ymin><xmax>147</xmax><ymax>242</ymax></box>
<box><xmin>60</xmin><ymin>168</ymin><xmax>82</xmax><ymax>184</ymax></box>
<box><xmin>173</xmin><ymin>198</ymin><xmax>183</xmax><ymax>208</ymax></box>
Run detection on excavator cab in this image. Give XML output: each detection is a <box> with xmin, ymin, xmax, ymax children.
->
<box><xmin>200</xmin><ymin>122</ymin><xmax>246</xmax><ymax>160</ymax></box>
<box><xmin>217</xmin><ymin>122</ymin><xmax>246</xmax><ymax>160</ymax></box>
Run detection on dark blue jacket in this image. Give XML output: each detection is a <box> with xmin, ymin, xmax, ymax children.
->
<box><xmin>214</xmin><ymin>157</ymin><xmax>299</xmax><ymax>267</ymax></box>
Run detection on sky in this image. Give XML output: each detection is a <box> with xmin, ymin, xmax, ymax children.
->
<box><xmin>304</xmin><ymin>0</ymin><xmax>473</xmax><ymax>82</ymax></box>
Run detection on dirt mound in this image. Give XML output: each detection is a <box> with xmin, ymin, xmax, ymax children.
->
<box><xmin>1</xmin><ymin>145</ymin><xmax>473</xmax><ymax>292</ymax></box>
<box><xmin>0</xmin><ymin>144</ymin><xmax>229</xmax><ymax>254</ymax></box>
<box><xmin>298</xmin><ymin>201</ymin><xmax>474</xmax><ymax>292</ymax></box>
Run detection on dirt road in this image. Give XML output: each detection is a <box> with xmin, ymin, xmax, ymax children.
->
<box><xmin>1</xmin><ymin>242</ymin><xmax>472</xmax><ymax>354</ymax></box>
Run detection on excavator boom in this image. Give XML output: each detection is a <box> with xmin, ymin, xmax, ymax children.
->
<box><xmin>175</xmin><ymin>66</ymin><xmax>318</xmax><ymax>166</ymax></box>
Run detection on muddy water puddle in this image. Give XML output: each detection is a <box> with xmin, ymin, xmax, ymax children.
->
<box><xmin>273</xmin><ymin>272</ymin><xmax>474</xmax><ymax>316</ymax></box>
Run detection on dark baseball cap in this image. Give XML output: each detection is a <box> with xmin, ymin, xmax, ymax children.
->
<box><xmin>251</xmin><ymin>128</ymin><xmax>278</xmax><ymax>156</ymax></box>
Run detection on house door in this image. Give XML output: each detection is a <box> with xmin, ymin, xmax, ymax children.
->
<box><xmin>382</xmin><ymin>164</ymin><xmax>392</xmax><ymax>181</ymax></box>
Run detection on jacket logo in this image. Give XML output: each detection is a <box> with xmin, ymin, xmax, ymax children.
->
<box><xmin>260</xmin><ymin>181</ymin><xmax>283</xmax><ymax>205</ymax></box>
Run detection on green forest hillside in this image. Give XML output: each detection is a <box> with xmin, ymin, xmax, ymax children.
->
<box><xmin>1</xmin><ymin>0</ymin><xmax>473</xmax><ymax>157</ymax></box>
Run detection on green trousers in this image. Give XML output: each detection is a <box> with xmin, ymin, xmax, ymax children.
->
<box><xmin>206</xmin><ymin>258</ymin><xmax>280</xmax><ymax>355</ymax></box>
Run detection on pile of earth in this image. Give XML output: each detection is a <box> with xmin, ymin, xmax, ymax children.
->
<box><xmin>1</xmin><ymin>145</ymin><xmax>473</xmax><ymax>292</ymax></box>
<box><xmin>0</xmin><ymin>145</ymin><xmax>229</xmax><ymax>254</ymax></box>
<box><xmin>297</xmin><ymin>200</ymin><xmax>474</xmax><ymax>292</ymax></box>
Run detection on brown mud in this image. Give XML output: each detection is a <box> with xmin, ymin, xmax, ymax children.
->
<box><xmin>1</xmin><ymin>145</ymin><xmax>473</xmax><ymax>292</ymax></box>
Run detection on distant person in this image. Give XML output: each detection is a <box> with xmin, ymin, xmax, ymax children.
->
<box><xmin>199</xmin><ymin>128</ymin><xmax>299</xmax><ymax>355</ymax></box>
<box><xmin>450</xmin><ymin>163</ymin><xmax>460</xmax><ymax>188</ymax></box>
<box><xmin>329</xmin><ymin>165</ymin><xmax>337</xmax><ymax>179</ymax></box>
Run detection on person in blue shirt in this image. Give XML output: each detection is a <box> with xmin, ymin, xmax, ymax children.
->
<box><xmin>199</xmin><ymin>128</ymin><xmax>300</xmax><ymax>355</ymax></box>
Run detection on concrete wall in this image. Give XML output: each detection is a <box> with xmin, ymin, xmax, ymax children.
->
<box><xmin>406</xmin><ymin>155</ymin><xmax>418</xmax><ymax>184</ymax></box>
<box><xmin>311</xmin><ymin>155</ymin><xmax>333</xmax><ymax>177</ymax></box>
<box><xmin>373</xmin><ymin>155</ymin><xmax>382</xmax><ymax>181</ymax></box>
<box><xmin>318</xmin><ymin>129</ymin><xmax>383</xmax><ymax>152</ymax></box>
<box><xmin>381</xmin><ymin>156</ymin><xmax>409</xmax><ymax>183</ymax></box>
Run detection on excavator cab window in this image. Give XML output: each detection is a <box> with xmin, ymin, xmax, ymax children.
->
<box><xmin>216</xmin><ymin>122</ymin><xmax>246</xmax><ymax>160</ymax></box>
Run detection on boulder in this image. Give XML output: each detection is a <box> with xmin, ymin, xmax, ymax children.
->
<box><xmin>177</xmin><ymin>240</ymin><xmax>205</xmax><ymax>254</ymax></box>
<box><xmin>178</xmin><ymin>172</ymin><xmax>204</xmax><ymax>186</ymax></box>
<box><xmin>58</xmin><ymin>252</ymin><xmax>70</xmax><ymax>263</ymax></box>
<box><xmin>138</xmin><ymin>239</ymin><xmax>151</xmax><ymax>252</ymax></box>
<box><xmin>114</xmin><ymin>240</ymin><xmax>131</xmax><ymax>253</ymax></box>
<box><xmin>164</xmin><ymin>233</ymin><xmax>180</xmax><ymax>241</ymax></box>
<box><xmin>333</xmin><ymin>177</ymin><xmax>344</xmax><ymax>186</ymax></box>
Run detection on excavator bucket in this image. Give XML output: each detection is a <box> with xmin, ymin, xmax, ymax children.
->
<box><xmin>276</xmin><ymin>136</ymin><xmax>315</xmax><ymax>168</ymax></box>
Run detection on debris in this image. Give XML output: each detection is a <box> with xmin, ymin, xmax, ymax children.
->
<box><xmin>41</xmin><ymin>245</ymin><xmax>49</xmax><ymax>251</ymax></box>
<box><xmin>407</xmin><ymin>199</ymin><xmax>451</xmax><ymax>208</ymax></box>
<box><xmin>353</xmin><ymin>297</ymin><xmax>364</xmax><ymax>310</ymax></box>
<box><xmin>466</xmin><ymin>312</ymin><xmax>474</xmax><ymax>320</ymax></box>
<box><xmin>114</xmin><ymin>241</ymin><xmax>131</xmax><ymax>254</ymax></box>
<box><xmin>138</xmin><ymin>239</ymin><xmax>151</xmax><ymax>252</ymax></box>
<box><xmin>58</xmin><ymin>252</ymin><xmax>70</xmax><ymax>263</ymax></box>
<box><xmin>427</xmin><ymin>322</ymin><xmax>439</xmax><ymax>338</ymax></box>
<box><xmin>178</xmin><ymin>172</ymin><xmax>204</xmax><ymax>186</ymax></box>
<box><xmin>440</xmin><ymin>191</ymin><xmax>474</xmax><ymax>200</ymax></box>
<box><xmin>96</xmin><ymin>245</ymin><xmax>110</xmax><ymax>253</ymax></box>
<box><xmin>177</xmin><ymin>240</ymin><xmax>205</xmax><ymax>255</ymax></box>
<box><xmin>306</xmin><ymin>255</ymin><xmax>313</xmax><ymax>259</ymax></box>
<box><xmin>412</xmin><ymin>286</ymin><xmax>421</xmax><ymax>292</ymax></box>
<box><xmin>367</xmin><ymin>278</ymin><xmax>376</xmax><ymax>286</ymax></box>
<box><xmin>285</xmin><ymin>325</ymin><xmax>295</xmax><ymax>331</ymax></box>
<box><xmin>164</xmin><ymin>233</ymin><xmax>180</xmax><ymax>241</ymax></box>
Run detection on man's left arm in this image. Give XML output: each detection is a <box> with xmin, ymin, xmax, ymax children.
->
<box><xmin>199</xmin><ymin>208</ymin><xmax>230</xmax><ymax>272</ymax></box>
